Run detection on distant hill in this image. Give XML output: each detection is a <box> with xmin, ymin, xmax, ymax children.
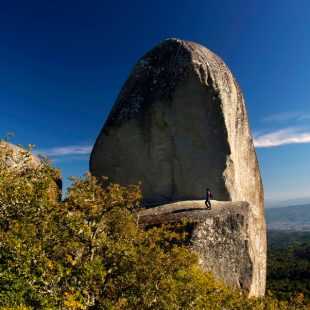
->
<box><xmin>265</xmin><ymin>204</ymin><xmax>310</xmax><ymax>230</ymax></box>
<box><xmin>265</xmin><ymin>197</ymin><xmax>310</xmax><ymax>208</ymax></box>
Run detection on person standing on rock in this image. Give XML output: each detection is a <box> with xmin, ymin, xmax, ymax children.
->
<box><xmin>205</xmin><ymin>188</ymin><xmax>212</xmax><ymax>209</ymax></box>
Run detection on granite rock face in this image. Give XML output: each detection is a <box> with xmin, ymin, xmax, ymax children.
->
<box><xmin>0</xmin><ymin>141</ymin><xmax>42</xmax><ymax>170</ymax></box>
<box><xmin>90</xmin><ymin>39</ymin><xmax>266</xmax><ymax>295</ymax></box>
<box><xmin>139</xmin><ymin>200</ymin><xmax>265</xmax><ymax>297</ymax></box>
<box><xmin>90</xmin><ymin>39</ymin><xmax>263</xmax><ymax>209</ymax></box>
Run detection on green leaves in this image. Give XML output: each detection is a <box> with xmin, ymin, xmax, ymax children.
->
<box><xmin>0</xmin><ymin>143</ymin><xmax>308</xmax><ymax>309</ymax></box>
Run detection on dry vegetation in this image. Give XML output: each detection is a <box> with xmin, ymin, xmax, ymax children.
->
<box><xmin>0</xmin><ymin>141</ymin><xmax>308</xmax><ymax>309</ymax></box>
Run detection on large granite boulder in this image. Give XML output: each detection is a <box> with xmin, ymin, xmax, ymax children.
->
<box><xmin>90</xmin><ymin>38</ymin><xmax>266</xmax><ymax>296</ymax></box>
<box><xmin>139</xmin><ymin>201</ymin><xmax>265</xmax><ymax>297</ymax></box>
<box><xmin>90</xmin><ymin>39</ymin><xmax>262</xmax><ymax>209</ymax></box>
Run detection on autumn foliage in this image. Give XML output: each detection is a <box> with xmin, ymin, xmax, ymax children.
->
<box><xmin>0</xmin><ymin>143</ymin><xmax>307</xmax><ymax>309</ymax></box>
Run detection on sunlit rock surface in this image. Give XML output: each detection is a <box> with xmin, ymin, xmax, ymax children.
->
<box><xmin>139</xmin><ymin>200</ymin><xmax>265</xmax><ymax>297</ymax></box>
<box><xmin>0</xmin><ymin>141</ymin><xmax>62</xmax><ymax>200</ymax></box>
<box><xmin>90</xmin><ymin>38</ymin><xmax>266</xmax><ymax>296</ymax></box>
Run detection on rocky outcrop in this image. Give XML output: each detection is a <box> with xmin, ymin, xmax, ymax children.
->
<box><xmin>0</xmin><ymin>141</ymin><xmax>62</xmax><ymax>200</ymax></box>
<box><xmin>90</xmin><ymin>38</ymin><xmax>266</xmax><ymax>296</ymax></box>
<box><xmin>0</xmin><ymin>141</ymin><xmax>41</xmax><ymax>170</ymax></box>
<box><xmin>139</xmin><ymin>200</ymin><xmax>265</xmax><ymax>297</ymax></box>
<box><xmin>90</xmin><ymin>38</ymin><xmax>263</xmax><ymax>210</ymax></box>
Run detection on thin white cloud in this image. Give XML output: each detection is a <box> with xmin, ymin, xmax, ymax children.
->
<box><xmin>298</xmin><ymin>114</ymin><xmax>310</xmax><ymax>121</ymax></box>
<box><xmin>262</xmin><ymin>112</ymin><xmax>310</xmax><ymax>123</ymax></box>
<box><xmin>52</xmin><ymin>155</ymin><xmax>90</xmax><ymax>163</ymax></box>
<box><xmin>33</xmin><ymin>145</ymin><xmax>92</xmax><ymax>156</ymax></box>
<box><xmin>254</xmin><ymin>127</ymin><xmax>310</xmax><ymax>148</ymax></box>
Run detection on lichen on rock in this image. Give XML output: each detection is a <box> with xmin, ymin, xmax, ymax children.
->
<box><xmin>90</xmin><ymin>38</ymin><xmax>266</xmax><ymax>296</ymax></box>
<box><xmin>139</xmin><ymin>200</ymin><xmax>265</xmax><ymax>297</ymax></box>
<box><xmin>0</xmin><ymin>140</ymin><xmax>62</xmax><ymax>201</ymax></box>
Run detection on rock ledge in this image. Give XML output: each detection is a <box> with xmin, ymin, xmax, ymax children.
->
<box><xmin>139</xmin><ymin>200</ymin><xmax>265</xmax><ymax>297</ymax></box>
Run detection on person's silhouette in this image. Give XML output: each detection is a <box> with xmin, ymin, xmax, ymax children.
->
<box><xmin>205</xmin><ymin>188</ymin><xmax>212</xmax><ymax>209</ymax></box>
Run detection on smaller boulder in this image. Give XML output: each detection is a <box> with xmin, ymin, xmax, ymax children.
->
<box><xmin>139</xmin><ymin>200</ymin><xmax>266</xmax><ymax>297</ymax></box>
<box><xmin>0</xmin><ymin>141</ymin><xmax>62</xmax><ymax>201</ymax></box>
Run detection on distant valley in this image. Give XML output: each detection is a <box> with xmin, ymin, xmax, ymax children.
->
<box><xmin>265</xmin><ymin>204</ymin><xmax>310</xmax><ymax>230</ymax></box>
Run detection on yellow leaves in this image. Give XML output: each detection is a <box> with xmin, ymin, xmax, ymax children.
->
<box><xmin>292</xmin><ymin>293</ymin><xmax>306</xmax><ymax>307</ymax></box>
<box><xmin>108</xmin><ymin>184</ymin><xmax>125</xmax><ymax>204</ymax></box>
<box><xmin>1</xmin><ymin>307</ymin><xmax>31</xmax><ymax>310</ymax></box>
<box><xmin>66</xmin><ymin>254</ymin><xmax>77</xmax><ymax>266</ymax></box>
<box><xmin>63</xmin><ymin>292</ymin><xmax>85</xmax><ymax>309</ymax></box>
<box><xmin>46</xmin><ymin>260</ymin><xmax>54</xmax><ymax>270</ymax></box>
<box><xmin>2</xmin><ymin>145</ymin><xmax>308</xmax><ymax>309</ymax></box>
<box><xmin>114</xmin><ymin>297</ymin><xmax>128</xmax><ymax>309</ymax></box>
<box><xmin>101</xmin><ymin>175</ymin><xmax>109</xmax><ymax>181</ymax></box>
<box><xmin>65</xmin><ymin>174</ymin><xmax>142</xmax><ymax>230</ymax></box>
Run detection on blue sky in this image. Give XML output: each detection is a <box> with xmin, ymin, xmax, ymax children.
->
<box><xmin>0</xmin><ymin>0</ymin><xmax>309</xmax><ymax>206</ymax></box>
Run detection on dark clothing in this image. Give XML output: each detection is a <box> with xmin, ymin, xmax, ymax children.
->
<box><xmin>205</xmin><ymin>190</ymin><xmax>212</xmax><ymax>209</ymax></box>
<box><xmin>206</xmin><ymin>191</ymin><xmax>212</xmax><ymax>200</ymax></box>
<box><xmin>205</xmin><ymin>200</ymin><xmax>211</xmax><ymax>209</ymax></box>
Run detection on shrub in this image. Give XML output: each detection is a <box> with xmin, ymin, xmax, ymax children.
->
<box><xmin>0</xmin><ymin>142</ymin><xmax>307</xmax><ymax>309</ymax></box>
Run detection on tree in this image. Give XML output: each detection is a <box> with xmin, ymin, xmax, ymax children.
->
<box><xmin>0</xmin><ymin>141</ymin><xmax>308</xmax><ymax>309</ymax></box>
